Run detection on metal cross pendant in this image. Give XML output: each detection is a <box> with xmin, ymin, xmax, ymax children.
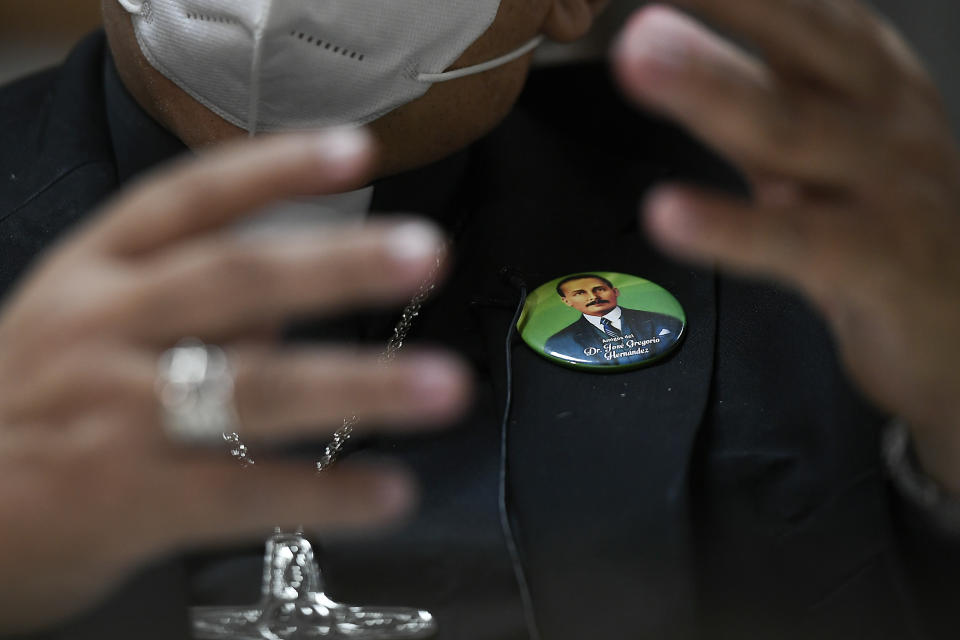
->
<box><xmin>191</xmin><ymin>531</ymin><xmax>437</xmax><ymax>639</ymax></box>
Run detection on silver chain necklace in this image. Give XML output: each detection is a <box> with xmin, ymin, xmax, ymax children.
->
<box><xmin>192</xmin><ymin>249</ymin><xmax>445</xmax><ymax>640</ymax></box>
<box><xmin>222</xmin><ymin>249</ymin><xmax>443</xmax><ymax>471</ymax></box>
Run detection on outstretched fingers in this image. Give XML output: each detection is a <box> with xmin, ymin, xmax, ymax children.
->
<box><xmin>612</xmin><ymin>6</ymin><xmax>882</xmax><ymax>189</ymax></box>
<box><xmin>126</xmin><ymin>221</ymin><xmax>446</xmax><ymax>341</ymax></box>
<box><xmin>89</xmin><ymin>128</ymin><xmax>376</xmax><ymax>256</ymax></box>
<box><xmin>643</xmin><ymin>185</ymin><xmax>862</xmax><ymax>297</ymax></box>
<box><xmin>668</xmin><ymin>0</ymin><xmax>898</xmax><ymax>98</ymax></box>
<box><xmin>228</xmin><ymin>347</ymin><xmax>472</xmax><ymax>441</ymax></box>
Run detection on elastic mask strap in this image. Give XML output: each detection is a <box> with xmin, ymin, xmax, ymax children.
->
<box><xmin>416</xmin><ymin>36</ymin><xmax>544</xmax><ymax>83</ymax></box>
<box><xmin>118</xmin><ymin>0</ymin><xmax>145</xmax><ymax>14</ymax></box>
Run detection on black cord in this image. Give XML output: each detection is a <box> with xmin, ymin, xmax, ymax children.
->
<box><xmin>497</xmin><ymin>278</ymin><xmax>542</xmax><ymax>640</ymax></box>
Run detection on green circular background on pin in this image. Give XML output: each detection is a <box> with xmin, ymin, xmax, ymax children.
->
<box><xmin>518</xmin><ymin>272</ymin><xmax>686</xmax><ymax>371</ymax></box>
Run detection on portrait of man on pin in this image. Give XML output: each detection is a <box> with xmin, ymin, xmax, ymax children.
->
<box><xmin>545</xmin><ymin>274</ymin><xmax>684</xmax><ymax>366</ymax></box>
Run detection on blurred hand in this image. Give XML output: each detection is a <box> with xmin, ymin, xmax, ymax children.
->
<box><xmin>0</xmin><ymin>129</ymin><xmax>470</xmax><ymax>631</ymax></box>
<box><xmin>613</xmin><ymin>3</ymin><xmax>960</xmax><ymax>490</ymax></box>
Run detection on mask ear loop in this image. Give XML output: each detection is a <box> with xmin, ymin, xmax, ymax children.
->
<box><xmin>417</xmin><ymin>36</ymin><xmax>545</xmax><ymax>82</ymax></box>
<box><xmin>416</xmin><ymin>36</ymin><xmax>544</xmax><ymax>83</ymax></box>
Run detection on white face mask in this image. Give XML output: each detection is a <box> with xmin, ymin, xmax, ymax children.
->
<box><xmin>118</xmin><ymin>0</ymin><xmax>543</xmax><ymax>134</ymax></box>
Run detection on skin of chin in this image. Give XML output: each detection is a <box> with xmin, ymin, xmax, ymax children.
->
<box><xmin>101</xmin><ymin>0</ymin><xmax>555</xmax><ymax>179</ymax></box>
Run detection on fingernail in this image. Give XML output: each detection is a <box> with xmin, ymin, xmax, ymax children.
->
<box><xmin>314</xmin><ymin>127</ymin><xmax>372</xmax><ymax>165</ymax></box>
<box><xmin>408</xmin><ymin>357</ymin><xmax>467</xmax><ymax>416</ymax></box>
<box><xmin>375</xmin><ymin>471</ymin><xmax>416</xmax><ymax>518</ymax></box>
<box><xmin>634</xmin><ymin>34</ymin><xmax>687</xmax><ymax>72</ymax></box>
<box><xmin>615</xmin><ymin>9</ymin><xmax>688</xmax><ymax>72</ymax></box>
<box><xmin>645</xmin><ymin>188</ymin><xmax>700</xmax><ymax>246</ymax></box>
<box><xmin>386</xmin><ymin>222</ymin><xmax>442</xmax><ymax>267</ymax></box>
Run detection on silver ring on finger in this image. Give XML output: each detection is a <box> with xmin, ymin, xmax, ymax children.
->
<box><xmin>156</xmin><ymin>338</ymin><xmax>241</xmax><ymax>447</ymax></box>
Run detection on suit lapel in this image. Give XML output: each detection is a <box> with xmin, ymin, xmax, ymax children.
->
<box><xmin>501</xmin><ymin>265</ymin><xmax>715</xmax><ymax>640</ymax></box>
<box><xmin>619</xmin><ymin>310</ymin><xmax>640</xmax><ymax>339</ymax></box>
<box><xmin>453</xmin><ymin>100</ymin><xmax>718</xmax><ymax>637</ymax></box>
<box><xmin>575</xmin><ymin>315</ymin><xmax>602</xmax><ymax>342</ymax></box>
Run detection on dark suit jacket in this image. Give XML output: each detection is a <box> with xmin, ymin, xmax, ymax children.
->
<box><xmin>544</xmin><ymin>307</ymin><xmax>684</xmax><ymax>366</ymax></box>
<box><xmin>2</xmin><ymin>32</ymin><xmax>959</xmax><ymax>640</ymax></box>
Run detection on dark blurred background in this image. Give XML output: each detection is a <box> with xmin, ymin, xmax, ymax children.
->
<box><xmin>1</xmin><ymin>1</ymin><xmax>958</xmax><ymax>131</ymax></box>
<box><xmin>0</xmin><ymin>2</ymin><xmax>100</xmax><ymax>84</ymax></box>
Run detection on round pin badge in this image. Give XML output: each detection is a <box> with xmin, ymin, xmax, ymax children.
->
<box><xmin>518</xmin><ymin>272</ymin><xmax>686</xmax><ymax>371</ymax></box>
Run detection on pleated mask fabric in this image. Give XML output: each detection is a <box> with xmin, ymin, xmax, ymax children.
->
<box><xmin>118</xmin><ymin>0</ymin><xmax>541</xmax><ymax>133</ymax></box>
